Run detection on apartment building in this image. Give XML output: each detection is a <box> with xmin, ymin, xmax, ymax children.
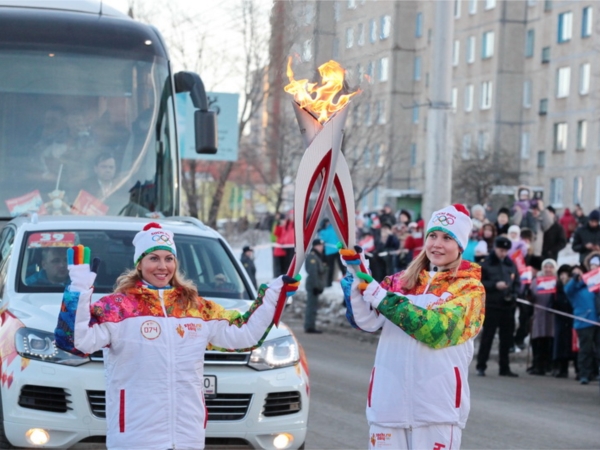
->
<box><xmin>267</xmin><ymin>0</ymin><xmax>600</xmax><ymax>214</ymax></box>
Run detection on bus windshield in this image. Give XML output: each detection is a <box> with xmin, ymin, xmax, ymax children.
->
<box><xmin>0</xmin><ymin>47</ymin><xmax>177</xmax><ymax>219</ymax></box>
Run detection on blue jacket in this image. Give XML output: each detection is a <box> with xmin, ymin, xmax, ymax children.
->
<box><xmin>564</xmin><ymin>277</ymin><xmax>598</xmax><ymax>329</ymax></box>
<box><xmin>318</xmin><ymin>224</ymin><xmax>339</xmax><ymax>256</ymax></box>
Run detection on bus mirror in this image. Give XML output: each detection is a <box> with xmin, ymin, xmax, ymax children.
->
<box><xmin>174</xmin><ymin>71</ymin><xmax>218</xmax><ymax>154</ymax></box>
<box><xmin>195</xmin><ymin>110</ymin><xmax>217</xmax><ymax>154</ymax></box>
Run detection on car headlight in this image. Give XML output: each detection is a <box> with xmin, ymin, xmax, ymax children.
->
<box><xmin>15</xmin><ymin>328</ymin><xmax>90</xmax><ymax>366</ymax></box>
<box><xmin>248</xmin><ymin>335</ymin><xmax>300</xmax><ymax>371</ymax></box>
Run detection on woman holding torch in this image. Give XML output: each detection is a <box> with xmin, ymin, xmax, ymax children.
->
<box><xmin>340</xmin><ymin>204</ymin><xmax>485</xmax><ymax>450</ymax></box>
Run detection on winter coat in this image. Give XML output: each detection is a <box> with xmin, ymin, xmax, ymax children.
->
<box><xmin>564</xmin><ymin>276</ymin><xmax>598</xmax><ymax>330</ymax></box>
<box><xmin>559</xmin><ymin>208</ymin><xmax>578</xmax><ymax>241</ymax></box>
<box><xmin>305</xmin><ymin>248</ymin><xmax>327</xmax><ymax>294</ymax></box>
<box><xmin>341</xmin><ymin>260</ymin><xmax>485</xmax><ymax>429</ymax></box>
<box><xmin>529</xmin><ymin>277</ymin><xmax>555</xmax><ymax>339</ymax></box>
<box><xmin>572</xmin><ymin>224</ymin><xmax>600</xmax><ymax>264</ymax></box>
<box><xmin>512</xmin><ymin>208</ymin><xmax>553</xmax><ymax>257</ymax></box>
<box><xmin>480</xmin><ymin>251</ymin><xmax>520</xmax><ymax>310</ymax></box>
<box><xmin>318</xmin><ymin>224</ymin><xmax>340</xmax><ymax>256</ymax></box>
<box><xmin>273</xmin><ymin>220</ymin><xmax>294</xmax><ymax>257</ymax></box>
<box><xmin>552</xmin><ymin>280</ymin><xmax>575</xmax><ymax>360</ymax></box>
<box><xmin>56</xmin><ymin>281</ymin><xmax>280</xmax><ymax>450</ymax></box>
<box><xmin>240</xmin><ymin>253</ymin><xmax>257</xmax><ymax>288</ymax></box>
<box><xmin>542</xmin><ymin>221</ymin><xmax>567</xmax><ymax>261</ymax></box>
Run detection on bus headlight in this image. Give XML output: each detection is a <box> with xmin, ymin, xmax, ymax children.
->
<box><xmin>249</xmin><ymin>335</ymin><xmax>299</xmax><ymax>370</ymax></box>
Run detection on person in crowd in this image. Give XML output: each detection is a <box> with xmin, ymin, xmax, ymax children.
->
<box><xmin>403</xmin><ymin>220</ymin><xmax>424</xmax><ymax>262</ymax></box>
<box><xmin>462</xmin><ymin>227</ymin><xmax>480</xmax><ymax>263</ymax></box>
<box><xmin>542</xmin><ymin>206</ymin><xmax>567</xmax><ymax>262</ymax></box>
<box><xmin>55</xmin><ymin>223</ymin><xmax>299</xmax><ymax>449</ymax></box>
<box><xmin>397</xmin><ymin>209</ymin><xmax>411</xmax><ymax>228</ymax></box>
<box><xmin>26</xmin><ymin>247</ymin><xmax>70</xmax><ymax>286</ymax></box>
<box><xmin>340</xmin><ymin>204</ymin><xmax>485</xmax><ymax>450</ymax></box>
<box><xmin>371</xmin><ymin>221</ymin><xmax>400</xmax><ymax>281</ymax></box>
<box><xmin>471</xmin><ymin>203</ymin><xmax>488</xmax><ymax>230</ymax></box>
<box><xmin>378</xmin><ymin>203</ymin><xmax>396</xmax><ymax>227</ymax></box>
<box><xmin>574</xmin><ymin>204</ymin><xmax>588</xmax><ymax>228</ymax></box>
<box><xmin>552</xmin><ymin>264</ymin><xmax>577</xmax><ymax>378</ymax></box>
<box><xmin>318</xmin><ymin>218</ymin><xmax>343</xmax><ymax>287</ymax></box>
<box><xmin>476</xmin><ymin>236</ymin><xmax>521</xmax><ymax>377</ymax></box>
<box><xmin>527</xmin><ymin>259</ymin><xmax>558</xmax><ymax>375</ymax></box>
<box><xmin>240</xmin><ymin>245</ymin><xmax>257</xmax><ymax>289</ymax></box>
<box><xmin>507</xmin><ymin>224</ymin><xmax>528</xmax><ymax>258</ymax></box>
<box><xmin>571</xmin><ymin>209</ymin><xmax>600</xmax><ymax>265</ymax></box>
<box><xmin>495</xmin><ymin>207</ymin><xmax>511</xmax><ymax>236</ymax></box>
<box><xmin>512</xmin><ymin>227</ymin><xmax>535</xmax><ymax>350</ymax></box>
<box><xmin>564</xmin><ymin>262</ymin><xmax>600</xmax><ymax>385</ymax></box>
<box><xmin>559</xmin><ymin>207</ymin><xmax>578</xmax><ymax>242</ymax></box>
<box><xmin>304</xmin><ymin>238</ymin><xmax>327</xmax><ymax>333</ymax></box>
<box><xmin>474</xmin><ymin>223</ymin><xmax>497</xmax><ymax>263</ymax></box>
<box><xmin>512</xmin><ymin>198</ymin><xmax>553</xmax><ymax>270</ymax></box>
<box><xmin>272</xmin><ymin>210</ymin><xmax>295</xmax><ymax>277</ymax></box>
<box><xmin>85</xmin><ymin>152</ymin><xmax>118</xmax><ymax>200</ymax></box>
<box><xmin>392</xmin><ymin>222</ymin><xmax>411</xmax><ymax>271</ymax></box>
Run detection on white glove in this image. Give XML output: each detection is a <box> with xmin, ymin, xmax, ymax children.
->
<box><xmin>68</xmin><ymin>264</ymin><xmax>97</xmax><ymax>292</ymax></box>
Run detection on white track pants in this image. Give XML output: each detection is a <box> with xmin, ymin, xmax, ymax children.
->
<box><xmin>368</xmin><ymin>424</ymin><xmax>462</xmax><ymax>450</ymax></box>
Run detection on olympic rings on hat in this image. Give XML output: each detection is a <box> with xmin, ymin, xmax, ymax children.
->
<box><xmin>152</xmin><ymin>234</ymin><xmax>173</xmax><ymax>245</ymax></box>
<box><xmin>433</xmin><ymin>213</ymin><xmax>455</xmax><ymax>226</ymax></box>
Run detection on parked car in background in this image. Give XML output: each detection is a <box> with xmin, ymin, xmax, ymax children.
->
<box><xmin>0</xmin><ymin>215</ymin><xmax>309</xmax><ymax>449</ymax></box>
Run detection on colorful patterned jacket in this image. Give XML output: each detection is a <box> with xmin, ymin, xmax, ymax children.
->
<box><xmin>342</xmin><ymin>260</ymin><xmax>485</xmax><ymax>429</ymax></box>
<box><xmin>55</xmin><ymin>279</ymin><xmax>281</xmax><ymax>450</ymax></box>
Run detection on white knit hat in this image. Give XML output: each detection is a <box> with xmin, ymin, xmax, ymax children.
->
<box><xmin>133</xmin><ymin>222</ymin><xmax>176</xmax><ymax>264</ymax></box>
<box><xmin>426</xmin><ymin>204</ymin><xmax>472</xmax><ymax>251</ymax></box>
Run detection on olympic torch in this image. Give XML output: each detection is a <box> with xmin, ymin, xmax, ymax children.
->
<box><xmin>272</xmin><ymin>58</ymin><xmax>361</xmax><ymax>325</ymax></box>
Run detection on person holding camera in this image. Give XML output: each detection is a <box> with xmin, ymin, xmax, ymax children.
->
<box><xmin>304</xmin><ymin>238</ymin><xmax>327</xmax><ymax>333</ymax></box>
<box><xmin>476</xmin><ymin>236</ymin><xmax>521</xmax><ymax>377</ymax></box>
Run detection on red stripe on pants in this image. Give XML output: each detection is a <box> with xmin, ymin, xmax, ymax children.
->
<box><xmin>120</xmin><ymin>390</ymin><xmax>125</xmax><ymax>432</ymax></box>
<box><xmin>454</xmin><ymin>367</ymin><xmax>462</xmax><ymax>408</ymax></box>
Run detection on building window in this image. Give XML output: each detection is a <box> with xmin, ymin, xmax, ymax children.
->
<box><xmin>410</xmin><ymin>143</ymin><xmax>417</xmax><ymax>166</ymax></box>
<box><xmin>380</xmin><ymin>15</ymin><xmax>391</xmax><ymax>40</ymax></box>
<box><xmin>412</xmin><ymin>103</ymin><xmax>419</xmax><ymax>123</ymax></box>
<box><xmin>556</xmin><ymin>66</ymin><xmax>571</xmax><ymax>98</ymax></box>
<box><xmin>523</xmin><ymin>79</ymin><xmax>532</xmax><ymax>108</ymax></box>
<box><xmin>477</xmin><ymin>131</ymin><xmax>489</xmax><ymax>157</ymax></box>
<box><xmin>573</xmin><ymin>177</ymin><xmax>583</xmax><ymax>205</ymax></box>
<box><xmin>465</xmin><ymin>84</ymin><xmax>474</xmax><ymax>112</ymax></box>
<box><xmin>467</xmin><ymin>36</ymin><xmax>476</xmax><ymax>63</ymax></box>
<box><xmin>348</xmin><ymin>0</ymin><xmax>357</xmax><ymax>9</ymax></box>
<box><xmin>366</xmin><ymin>60</ymin><xmax>374</xmax><ymax>83</ymax></box>
<box><xmin>525</xmin><ymin>29</ymin><xmax>535</xmax><ymax>57</ymax></box>
<box><xmin>452</xmin><ymin>87</ymin><xmax>458</xmax><ymax>112</ymax></box>
<box><xmin>346</xmin><ymin>27</ymin><xmax>354</xmax><ymax>48</ymax></box>
<box><xmin>554</xmin><ymin>122</ymin><xmax>568</xmax><ymax>151</ymax></box>
<box><xmin>370</xmin><ymin>19</ymin><xmax>377</xmax><ymax>43</ymax></box>
<box><xmin>462</xmin><ymin>134</ymin><xmax>471</xmax><ymax>159</ymax></box>
<box><xmin>334</xmin><ymin>2</ymin><xmax>341</xmax><ymax>21</ymax></box>
<box><xmin>544</xmin><ymin>0</ymin><xmax>552</xmax><ymax>12</ymax></box>
<box><xmin>577</xmin><ymin>119</ymin><xmax>587</xmax><ymax>150</ymax></box>
<box><xmin>364</xmin><ymin>102</ymin><xmax>372</xmax><ymax>126</ymax></box>
<box><xmin>550</xmin><ymin>177</ymin><xmax>564</xmax><ymax>206</ymax></box>
<box><xmin>378</xmin><ymin>57</ymin><xmax>389</xmax><ymax>82</ymax></box>
<box><xmin>537</xmin><ymin>150</ymin><xmax>546</xmax><ymax>168</ymax></box>
<box><xmin>333</xmin><ymin>38</ymin><xmax>340</xmax><ymax>59</ymax></box>
<box><xmin>528</xmin><ymin>0</ymin><xmax>538</xmax><ymax>6</ymax></box>
<box><xmin>539</xmin><ymin>98</ymin><xmax>548</xmax><ymax>115</ymax></box>
<box><xmin>375</xmin><ymin>100</ymin><xmax>386</xmax><ymax>124</ymax></box>
<box><xmin>414</xmin><ymin>56</ymin><xmax>422</xmax><ymax>80</ymax></box>
<box><xmin>558</xmin><ymin>11</ymin><xmax>573</xmax><ymax>43</ymax></box>
<box><xmin>357</xmin><ymin>23</ymin><xmax>365</xmax><ymax>46</ymax></box>
<box><xmin>454</xmin><ymin>0</ymin><xmax>461</xmax><ymax>18</ymax></box>
<box><xmin>579</xmin><ymin>62</ymin><xmax>590</xmax><ymax>95</ymax></box>
<box><xmin>485</xmin><ymin>0</ymin><xmax>496</xmax><ymax>10</ymax></box>
<box><xmin>415</xmin><ymin>12</ymin><xmax>423</xmax><ymax>37</ymax></box>
<box><xmin>363</xmin><ymin>145</ymin><xmax>371</xmax><ymax>167</ymax></box>
<box><xmin>482</xmin><ymin>31</ymin><xmax>494</xmax><ymax>58</ymax></box>
<box><xmin>453</xmin><ymin>40</ymin><xmax>460</xmax><ymax>66</ymax></box>
<box><xmin>469</xmin><ymin>0</ymin><xmax>477</xmax><ymax>15</ymax></box>
<box><xmin>302</xmin><ymin>39</ymin><xmax>312</xmax><ymax>62</ymax></box>
<box><xmin>595</xmin><ymin>176</ymin><xmax>600</xmax><ymax>207</ymax></box>
<box><xmin>521</xmin><ymin>132</ymin><xmax>530</xmax><ymax>159</ymax></box>
<box><xmin>582</xmin><ymin>6</ymin><xmax>593</xmax><ymax>37</ymax></box>
<box><xmin>481</xmin><ymin>81</ymin><xmax>493</xmax><ymax>109</ymax></box>
<box><xmin>541</xmin><ymin>46</ymin><xmax>550</xmax><ymax>63</ymax></box>
<box><xmin>374</xmin><ymin>144</ymin><xmax>384</xmax><ymax>167</ymax></box>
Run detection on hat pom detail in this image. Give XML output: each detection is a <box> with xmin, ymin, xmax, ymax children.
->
<box><xmin>143</xmin><ymin>222</ymin><xmax>162</xmax><ymax>231</ymax></box>
<box><xmin>453</xmin><ymin>203</ymin><xmax>470</xmax><ymax>217</ymax></box>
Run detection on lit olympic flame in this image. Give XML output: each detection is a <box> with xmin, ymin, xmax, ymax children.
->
<box><xmin>284</xmin><ymin>57</ymin><xmax>360</xmax><ymax>124</ymax></box>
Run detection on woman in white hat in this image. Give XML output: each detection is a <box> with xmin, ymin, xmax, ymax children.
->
<box><xmin>55</xmin><ymin>222</ymin><xmax>299</xmax><ymax>450</ymax></box>
<box><xmin>340</xmin><ymin>204</ymin><xmax>485</xmax><ymax>450</ymax></box>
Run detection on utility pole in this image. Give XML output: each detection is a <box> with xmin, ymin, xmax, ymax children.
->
<box><xmin>422</xmin><ymin>0</ymin><xmax>455</xmax><ymax>220</ymax></box>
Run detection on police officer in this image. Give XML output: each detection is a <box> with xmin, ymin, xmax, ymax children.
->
<box><xmin>476</xmin><ymin>236</ymin><xmax>521</xmax><ymax>377</ymax></box>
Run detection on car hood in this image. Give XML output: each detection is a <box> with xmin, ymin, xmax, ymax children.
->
<box><xmin>9</xmin><ymin>293</ymin><xmax>292</xmax><ymax>340</ymax></box>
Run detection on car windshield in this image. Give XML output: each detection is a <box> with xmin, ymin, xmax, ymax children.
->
<box><xmin>18</xmin><ymin>230</ymin><xmax>252</xmax><ymax>299</ymax></box>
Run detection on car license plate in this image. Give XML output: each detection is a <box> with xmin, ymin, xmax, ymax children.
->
<box><xmin>204</xmin><ymin>375</ymin><xmax>217</xmax><ymax>398</ymax></box>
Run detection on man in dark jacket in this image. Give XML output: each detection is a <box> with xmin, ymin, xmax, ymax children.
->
<box><xmin>240</xmin><ymin>246</ymin><xmax>257</xmax><ymax>289</ymax></box>
<box><xmin>542</xmin><ymin>206</ymin><xmax>567</xmax><ymax>261</ymax></box>
<box><xmin>476</xmin><ymin>236</ymin><xmax>521</xmax><ymax>377</ymax></box>
<box><xmin>571</xmin><ymin>209</ymin><xmax>600</xmax><ymax>264</ymax></box>
<box><xmin>304</xmin><ymin>239</ymin><xmax>327</xmax><ymax>333</ymax></box>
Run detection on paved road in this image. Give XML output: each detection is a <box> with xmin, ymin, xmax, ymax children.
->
<box><xmin>284</xmin><ymin>314</ymin><xmax>600</xmax><ymax>450</ymax></box>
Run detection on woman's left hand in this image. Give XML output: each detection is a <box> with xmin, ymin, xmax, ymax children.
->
<box><xmin>355</xmin><ymin>271</ymin><xmax>388</xmax><ymax>308</ymax></box>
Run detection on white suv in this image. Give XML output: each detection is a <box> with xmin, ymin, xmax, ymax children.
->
<box><xmin>0</xmin><ymin>215</ymin><xmax>309</xmax><ymax>449</ymax></box>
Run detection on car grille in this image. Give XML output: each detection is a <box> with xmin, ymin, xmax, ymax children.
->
<box><xmin>88</xmin><ymin>350</ymin><xmax>250</xmax><ymax>365</ymax></box>
<box><xmin>263</xmin><ymin>391</ymin><xmax>301</xmax><ymax>417</ymax></box>
<box><xmin>18</xmin><ymin>385</ymin><xmax>72</xmax><ymax>413</ymax></box>
<box><xmin>85</xmin><ymin>391</ymin><xmax>252</xmax><ymax>422</ymax></box>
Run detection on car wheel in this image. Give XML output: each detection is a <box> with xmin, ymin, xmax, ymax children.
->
<box><xmin>0</xmin><ymin>389</ymin><xmax>16</xmax><ymax>448</ymax></box>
